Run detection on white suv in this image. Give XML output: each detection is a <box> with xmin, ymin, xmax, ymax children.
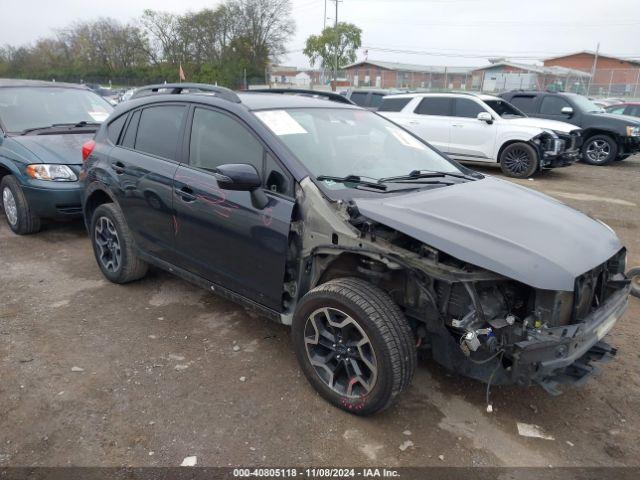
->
<box><xmin>378</xmin><ymin>93</ymin><xmax>582</xmax><ymax>178</ymax></box>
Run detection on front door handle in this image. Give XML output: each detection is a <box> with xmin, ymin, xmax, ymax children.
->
<box><xmin>111</xmin><ymin>161</ymin><xmax>125</xmax><ymax>174</ymax></box>
<box><xmin>452</xmin><ymin>124</ymin><xmax>464</xmax><ymax>128</ymax></box>
<box><xmin>175</xmin><ymin>187</ymin><xmax>197</xmax><ymax>202</ymax></box>
<box><xmin>407</xmin><ymin>121</ymin><xmax>420</xmax><ymax>125</ymax></box>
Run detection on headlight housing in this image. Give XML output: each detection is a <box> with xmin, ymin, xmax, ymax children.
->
<box><xmin>627</xmin><ymin>126</ymin><xmax>640</xmax><ymax>137</ymax></box>
<box><xmin>26</xmin><ymin>164</ymin><xmax>78</xmax><ymax>182</ymax></box>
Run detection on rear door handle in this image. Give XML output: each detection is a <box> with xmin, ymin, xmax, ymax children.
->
<box><xmin>175</xmin><ymin>187</ymin><xmax>197</xmax><ymax>202</ymax></box>
<box><xmin>111</xmin><ymin>161</ymin><xmax>125</xmax><ymax>174</ymax></box>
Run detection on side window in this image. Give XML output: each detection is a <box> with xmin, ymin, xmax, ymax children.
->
<box><xmin>540</xmin><ymin>96</ymin><xmax>571</xmax><ymax>115</ymax></box>
<box><xmin>369</xmin><ymin>93</ymin><xmax>385</xmax><ymax>109</ymax></box>
<box><xmin>135</xmin><ymin>105</ymin><xmax>186</xmax><ymax>160</ymax></box>
<box><xmin>265</xmin><ymin>153</ymin><xmax>293</xmax><ymax>197</ymax></box>
<box><xmin>189</xmin><ymin>107</ymin><xmax>263</xmax><ymax>174</ymax></box>
<box><xmin>628</xmin><ymin>106</ymin><xmax>640</xmax><ymax>117</ymax></box>
<box><xmin>349</xmin><ymin>92</ymin><xmax>369</xmax><ymax>107</ymax></box>
<box><xmin>414</xmin><ymin>97</ymin><xmax>451</xmax><ymax>116</ymax></box>
<box><xmin>121</xmin><ymin>110</ymin><xmax>140</xmax><ymax>149</ymax></box>
<box><xmin>378</xmin><ymin>97</ymin><xmax>411</xmax><ymax>112</ymax></box>
<box><xmin>606</xmin><ymin>106</ymin><xmax>625</xmax><ymax>114</ymax></box>
<box><xmin>453</xmin><ymin>98</ymin><xmax>485</xmax><ymax>118</ymax></box>
<box><xmin>509</xmin><ymin>95</ymin><xmax>536</xmax><ymax>113</ymax></box>
<box><xmin>107</xmin><ymin>114</ymin><xmax>127</xmax><ymax>145</ymax></box>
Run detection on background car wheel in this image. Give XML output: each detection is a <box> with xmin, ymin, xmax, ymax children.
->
<box><xmin>627</xmin><ymin>267</ymin><xmax>640</xmax><ymax>299</ymax></box>
<box><xmin>292</xmin><ymin>277</ymin><xmax>416</xmax><ymax>416</ymax></box>
<box><xmin>0</xmin><ymin>175</ymin><xmax>41</xmax><ymax>235</ymax></box>
<box><xmin>582</xmin><ymin>135</ymin><xmax>618</xmax><ymax>165</ymax></box>
<box><xmin>499</xmin><ymin>142</ymin><xmax>539</xmax><ymax>178</ymax></box>
<box><xmin>90</xmin><ymin>203</ymin><xmax>148</xmax><ymax>283</ymax></box>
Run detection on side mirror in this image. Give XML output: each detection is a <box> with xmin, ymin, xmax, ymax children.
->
<box><xmin>477</xmin><ymin>112</ymin><xmax>493</xmax><ymax>124</ymax></box>
<box><xmin>561</xmin><ymin>106</ymin><xmax>574</xmax><ymax>116</ymax></box>
<box><xmin>213</xmin><ymin>163</ymin><xmax>269</xmax><ymax>210</ymax></box>
<box><xmin>214</xmin><ymin>163</ymin><xmax>262</xmax><ymax>191</ymax></box>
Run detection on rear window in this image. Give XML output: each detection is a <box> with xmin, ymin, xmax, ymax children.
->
<box><xmin>509</xmin><ymin>95</ymin><xmax>536</xmax><ymax>113</ymax></box>
<box><xmin>349</xmin><ymin>92</ymin><xmax>369</xmax><ymax>106</ymax></box>
<box><xmin>414</xmin><ymin>97</ymin><xmax>451</xmax><ymax>116</ymax></box>
<box><xmin>134</xmin><ymin>105</ymin><xmax>186</xmax><ymax>160</ymax></box>
<box><xmin>378</xmin><ymin>97</ymin><xmax>411</xmax><ymax>112</ymax></box>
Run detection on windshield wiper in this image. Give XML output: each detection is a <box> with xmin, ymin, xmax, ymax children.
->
<box><xmin>20</xmin><ymin>121</ymin><xmax>101</xmax><ymax>135</ymax></box>
<box><xmin>378</xmin><ymin>170</ymin><xmax>475</xmax><ymax>184</ymax></box>
<box><xmin>316</xmin><ymin>175</ymin><xmax>387</xmax><ymax>191</ymax></box>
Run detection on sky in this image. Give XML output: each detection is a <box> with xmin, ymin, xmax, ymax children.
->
<box><xmin>1</xmin><ymin>0</ymin><xmax>639</xmax><ymax>69</ymax></box>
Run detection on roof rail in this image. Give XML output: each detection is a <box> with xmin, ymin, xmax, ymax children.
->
<box><xmin>248</xmin><ymin>88</ymin><xmax>355</xmax><ymax>105</ymax></box>
<box><xmin>130</xmin><ymin>83</ymin><xmax>241</xmax><ymax>103</ymax></box>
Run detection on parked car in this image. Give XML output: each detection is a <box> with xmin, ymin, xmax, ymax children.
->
<box><xmin>500</xmin><ymin>91</ymin><xmax>640</xmax><ymax>165</ymax></box>
<box><xmin>378</xmin><ymin>92</ymin><xmax>582</xmax><ymax>178</ymax></box>
<box><xmin>0</xmin><ymin>79</ymin><xmax>113</xmax><ymax>234</ymax></box>
<box><xmin>592</xmin><ymin>98</ymin><xmax>624</xmax><ymax>108</ymax></box>
<box><xmin>605</xmin><ymin>102</ymin><xmax>640</xmax><ymax>118</ymax></box>
<box><xmin>119</xmin><ymin>88</ymin><xmax>137</xmax><ymax>103</ymax></box>
<box><xmin>342</xmin><ymin>89</ymin><xmax>393</xmax><ymax>110</ymax></box>
<box><xmin>81</xmin><ymin>84</ymin><xmax>630</xmax><ymax>415</ymax></box>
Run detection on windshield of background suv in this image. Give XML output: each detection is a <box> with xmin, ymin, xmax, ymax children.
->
<box><xmin>570</xmin><ymin>94</ymin><xmax>605</xmax><ymax>113</ymax></box>
<box><xmin>0</xmin><ymin>87</ymin><xmax>113</xmax><ymax>133</ymax></box>
<box><xmin>484</xmin><ymin>99</ymin><xmax>525</xmax><ymax>118</ymax></box>
<box><xmin>255</xmin><ymin>108</ymin><xmax>462</xmax><ymax>185</ymax></box>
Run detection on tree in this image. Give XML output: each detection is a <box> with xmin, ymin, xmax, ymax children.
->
<box><xmin>304</xmin><ymin>22</ymin><xmax>361</xmax><ymax>89</ymax></box>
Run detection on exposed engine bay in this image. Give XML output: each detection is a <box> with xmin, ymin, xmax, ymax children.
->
<box><xmin>285</xmin><ymin>177</ymin><xmax>631</xmax><ymax>395</ymax></box>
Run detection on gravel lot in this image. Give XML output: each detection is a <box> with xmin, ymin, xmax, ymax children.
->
<box><xmin>1</xmin><ymin>157</ymin><xmax>639</xmax><ymax>467</ymax></box>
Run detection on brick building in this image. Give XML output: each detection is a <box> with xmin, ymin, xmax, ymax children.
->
<box><xmin>543</xmin><ymin>51</ymin><xmax>640</xmax><ymax>96</ymax></box>
<box><xmin>342</xmin><ymin>60</ymin><xmax>474</xmax><ymax>90</ymax></box>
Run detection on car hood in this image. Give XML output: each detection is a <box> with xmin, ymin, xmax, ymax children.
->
<box><xmin>354</xmin><ymin>177</ymin><xmax>622</xmax><ymax>291</ymax></box>
<box><xmin>10</xmin><ymin>133</ymin><xmax>93</xmax><ymax>165</ymax></box>
<box><xmin>594</xmin><ymin>112</ymin><xmax>640</xmax><ymax>125</ymax></box>
<box><xmin>504</xmin><ymin>117</ymin><xmax>580</xmax><ymax>133</ymax></box>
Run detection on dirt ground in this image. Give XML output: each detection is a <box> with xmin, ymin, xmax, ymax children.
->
<box><xmin>1</xmin><ymin>157</ymin><xmax>639</xmax><ymax>468</ymax></box>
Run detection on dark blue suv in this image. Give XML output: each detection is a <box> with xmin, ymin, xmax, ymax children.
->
<box><xmin>81</xmin><ymin>84</ymin><xmax>630</xmax><ymax>415</ymax></box>
<box><xmin>0</xmin><ymin>79</ymin><xmax>112</xmax><ymax>234</ymax></box>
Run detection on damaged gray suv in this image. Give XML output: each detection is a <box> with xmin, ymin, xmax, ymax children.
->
<box><xmin>81</xmin><ymin>84</ymin><xmax>631</xmax><ymax>415</ymax></box>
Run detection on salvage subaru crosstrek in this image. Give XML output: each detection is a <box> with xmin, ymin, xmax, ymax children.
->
<box><xmin>80</xmin><ymin>83</ymin><xmax>631</xmax><ymax>415</ymax></box>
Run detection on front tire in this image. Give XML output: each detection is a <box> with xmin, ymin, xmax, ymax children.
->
<box><xmin>499</xmin><ymin>142</ymin><xmax>539</xmax><ymax>178</ymax></box>
<box><xmin>1</xmin><ymin>175</ymin><xmax>41</xmax><ymax>235</ymax></box>
<box><xmin>582</xmin><ymin>134</ymin><xmax>618</xmax><ymax>165</ymax></box>
<box><xmin>292</xmin><ymin>277</ymin><xmax>416</xmax><ymax>416</ymax></box>
<box><xmin>90</xmin><ymin>203</ymin><xmax>148</xmax><ymax>283</ymax></box>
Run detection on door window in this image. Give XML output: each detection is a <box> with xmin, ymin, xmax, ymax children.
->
<box><xmin>189</xmin><ymin>107</ymin><xmax>263</xmax><ymax>174</ymax></box>
<box><xmin>369</xmin><ymin>93</ymin><xmax>386</xmax><ymax>109</ymax></box>
<box><xmin>135</xmin><ymin>105</ymin><xmax>186</xmax><ymax>160</ymax></box>
<box><xmin>627</xmin><ymin>106</ymin><xmax>640</xmax><ymax>117</ymax></box>
<box><xmin>509</xmin><ymin>95</ymin><xmax>536</xmax><ymax>113</ymax></box>
<box><xmin>120</xmin><ymin>110</ymin><xmax>140</xmax><ymax>149</ymax></box>
<box><xmin>414</xmin><ymin>97</ymin><xmax>451</xmax><ymax>116</ymax></box>
<box><xmin>606</xmin><ymin>106</ymin><xmax>626</xmax><ymax>114</ymax></box>
<box><xmin>540</xmin><ymin>96</ymin><xmax>571</xmax><ymax>115</ymax></box>
<box><xmin>378</xmin><ymin>97</ymin><xmax>411</xmax><ymax>112</ymax></box>
<box><xmin>453</xmin><ymin>98</ymin><xmax>485</xmax><ymax>118</ymax></box>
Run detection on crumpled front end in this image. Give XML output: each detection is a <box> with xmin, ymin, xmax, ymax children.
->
<box><xmin>533</xmin><ymin>129</ymin><xmax>583</xmax><ymax>169</ymax></box>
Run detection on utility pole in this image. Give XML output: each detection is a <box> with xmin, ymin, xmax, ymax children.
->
<box><xmin>324</xmin><ymin>0</ymin><xmax>327</xmax><ymax>29</ymax></box>
<box><xmin>588</xmin><ymin>42</ymin><xmax>600</xmax><ymax>96</ymax></box>
<box><xmin>332</xmin><ymin>0</ymin><xmax>340</xmax><ymax>91</ymax></box>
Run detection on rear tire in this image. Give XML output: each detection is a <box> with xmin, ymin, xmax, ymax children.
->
<box><xmin>499</xmin><ymin>142</ymin><xmax>539</xmax><ymax>178</ymax></box>
<box><xmin>292</xmin><ymin>277</ymin><xmax>416</xmax><ymax>416</ymax></box>
<box><xmin>1</xmin><ymin>175</ymin><xmax>41</xmax><ymax>235</ymax></box>
<box><xmin>90</xmin><ymin>203</ymin><xmax>148</xmax><ymax>283</ymax></box>
<box><xmin>582</xmin><ymin>134</ymin><xmax>618</xmax><ymax>165</ymax></box>
<box><xmin>627</xmin><ymin>267</ymin><xmax>640</xmax><ymax>299</ymax></box>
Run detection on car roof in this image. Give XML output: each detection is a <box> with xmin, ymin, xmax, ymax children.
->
<box><xmin>608</xmin><ymin>102</ymin><xmax>640</xmax><ymax>106</ymax></box>
<box><xmin>239</xmin><ymin>92</ymin><xmax>359</xmax><ymax>110</ymax></box>
<box><xmin>383</xmin><ymin>92</ymin><xmax>489</xmax><ymax>101</ymax></box>
<box><xmin>0</xmin><ymin>78</ymin><xmax>89</xmax><ymax>89</ymax></box>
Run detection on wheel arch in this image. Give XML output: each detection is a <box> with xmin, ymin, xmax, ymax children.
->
<box><xmin>83</xmin><ymin>183</ymin><xmax>117</xmax><ymax>229</ymax></box>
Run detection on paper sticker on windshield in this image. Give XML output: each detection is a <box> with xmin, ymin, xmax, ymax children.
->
<box><xmin>386</xmin><ymin>126</ymin><xmax>427</xmax><ymax>151</ymax></box>
<box><xmin>88</xmin><ymin>111</ymin><xmax>109</xmax><ymax>122</ymax></box>
<box><xmin>255</xmin><ymin>110</ymin><xmax>307</xmax><ymax>136</ymax></box>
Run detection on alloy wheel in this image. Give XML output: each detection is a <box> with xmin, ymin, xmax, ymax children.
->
<box><xmin>2</xmin><ymin>187</ymin><xmax>18</xmax><ymax>226</ymax></box>
<box><xmin>304</xmin><ymin>307</ymin><xmax>378</xmax><ymax>398</ymax></box>
<box><xmin>586</xmin><ymin>140</ymin><xmax>611</xmax><ymax>163</ymax></box>
<box><xmin>503</xmin><ymin>147</ymin><xmax>532</xmax><ymax>175</ymax></box>
<box><xmin>94</xmin><ymin>216</ymin><xmax>121</xmax><ymax>272</ymax></box>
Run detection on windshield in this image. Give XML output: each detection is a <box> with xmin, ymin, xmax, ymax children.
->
<box><xmin>571</xmin><ymin>95</ymin><xmax>604</xmax><ymax>113</ymax></box>
<box><xmin>484</xmin><ymin>99</ymin><xmax>525</xmax><ymax>118</ymax></box>
<box><xmin>255</xmin><ymin>108</ymin><xmax>462</xmax><ymax>186</ymax></box>
<box><xmin>0</xmin><ymin>87</ymin><xmax>113</xmax><ymax>133</ymax></box>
